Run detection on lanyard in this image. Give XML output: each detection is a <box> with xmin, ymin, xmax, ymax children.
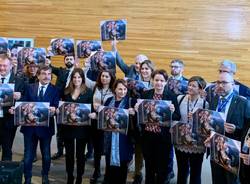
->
<box><xmin>217</xmin><ymin>93</ymin><xmax>234</xmax><ymax>112</ymax></box>
<box><xmin>187</xmin><ymin>97</ymin><xmax>199</xmax><ymax>113</ymax></box>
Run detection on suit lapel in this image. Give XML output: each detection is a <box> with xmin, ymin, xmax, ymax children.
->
<box><xmin>226</xmin><ymin>95</ymin><xmax>237</xmax><ymax>122</ymax></box>
<box><xmin>8</xmin><ymin>72</ymin><xmax>15</xmax><ymax>83</ymax></box>
<box><xmin>43</xmin><ymin>83</ymin><xmax>52</xmax><ymax>101</ymax></box>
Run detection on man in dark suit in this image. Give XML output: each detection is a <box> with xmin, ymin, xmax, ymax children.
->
<box><xmin>206</xmin><ymin>60</ymin><xmax>250</xmax><ymax>104</ymax></box>
<box><xmin>20</xmin><ymin>65</ymin><xmax>60</xmax><ymax>184</ymax></box>
<box><xmin>0</xmin><ymin>54</ymin><xmax>24</xmax><ymax>161</ymax></box>
<box><xmin>46</xmin><ymin>55</ymin><xmax>75</xmax><ymax>159</ymax></box>
<box><xmin>209</xmin><ymin>72</ymin><xmax>250</xmax><ymax>184</ymax></box>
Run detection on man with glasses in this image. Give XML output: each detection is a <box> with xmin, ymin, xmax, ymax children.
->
<box><xmin>206</xmin><ymin>60</ymin><xmax>250</xmax><ymax>104</ymax></box>
<box><xmin>166</xmin><ymin>59</ymin><xmax>188</xmax><ymax>95</ymax></box>
<box><xmin>209</xmin><ymin>72</ymin><xmax>250</xmax><ymax>184</ymax></box>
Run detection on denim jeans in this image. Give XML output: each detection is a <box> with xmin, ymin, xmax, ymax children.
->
<box><xmin>23</xmin><ymin>133</ymin><xmax>52</xmax><ymax>180</ymax></box>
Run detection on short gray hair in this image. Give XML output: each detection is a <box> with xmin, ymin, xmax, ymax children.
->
<box><xmin>219</xmin><ymin>59</ymin><xmax>237</xmax><ymax>74</ymax></box>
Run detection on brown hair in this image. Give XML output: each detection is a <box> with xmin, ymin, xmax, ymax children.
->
<box><xmin>188</xmin><ymin>76</ymin><xmax>206</xmax><ymax>89</ymax></box>
<box><xmin>151</xmin><ymin>69</ymin><xmax>168</xmax><ymax>81</ymax></box>
<box><xmin>112</xmin><ymin>79</ymin><xmax>128</xmax><ymax>94</ymax></box>
<box><xmin>64</xmin><ymin>68</ymin><xmax>87</xmax><ymax>95</ymax></box>
<box><xmin>36</xmin><ymin>65</ymin><xmax>52</xmax><ymax>76</ymax></box>
<box><xmin>95</xmin><ymin>70</ymin><xmax>116</xmax><ymax>89</ymax></box>
<box><xmin>139</xmin><ymin>60</ymin><xmax>155</xmax><ymax>74</ymax></box>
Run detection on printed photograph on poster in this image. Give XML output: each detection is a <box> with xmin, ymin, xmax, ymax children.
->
<box><xmin>171</xmin><ymin>122</ymin><xmax>206</xmax><ymax>153</ymax></box>
<box><xmin>192</xmin><ymin>108</ymin><xmax>225</xmax><ymax>140</ymax></box>
<box><xmin>14</xmin><ymin>102</ymin><xmax>50</xmax><ymax>126</ymax></box>
<box><xmin>87</xmin><ymin>51</ymin><xmax>116</xmax><ymax>81</ymax></box>
<box><xmin>0</xmin><ymin>84</ymin><xmax>14</xmax><ymax>107</ymax></box>
<box><xmin>100</xmin><ymin>19</ymin><xmax>127</xmax><ymax>41</ymax></box>
<box><xmin>137</xmin><ymin>99</ymin><xmax>172</xmax><ymax>127</ymax></box>
<box><xmin>50</xmin><ymin>38</ymin><xmax>74</xmax><ymax>56</ymax></box>
<box><xmin>0</xmin><ymin>37</ymin><xmax>8</xmax><ymax>54</ymax></box>
<box><xmin>57</xmin><ymin>101</ymin><xmax>91</xmax><ymax>126</ymax></box>
<box><xmin>242</xmin><ymin>128</ymin><xmax>250</xmax><ymax>154</ymax></box>
<box><xmin>125</xmin><ymin>78</ymin><xmax>148</xmax><ymax>97</ymax></box>
<box><xmin>76</xmin><ymin>40</ymin><xmax>102</xmax><ymax>58</ymax></box>
<box><xmin>7</xmin><ymin>37</ymin><xmax>34</xmax><ymax>49</ymax></box>
<box><xmin>17</xmin><ymin>47</ymin><xmax>46</xmax><ymax>74</ymax></box>
<box><xmin>98</xmin><ymin>106</ymin><xmax>129</xmax><ymax>134</ymax></box>
<box><xmin>166</xmin><ymin>78</ymin><xmax>188</xmax><ymax>95</ymax></box>
<box><xmin>211</xmin><ymin>133</ymin><xmax>241</xmax><ymax>176</ymax></box>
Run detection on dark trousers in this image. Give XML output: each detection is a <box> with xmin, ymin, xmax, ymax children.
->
<box><xmin>92</xmin><ymin>128</ymin><xmax>104</xmax><ymax>172</ymax></box>
<box><xmin>105</xmin><ymin>160</ymin><xmax>128</xmax><ymax>184</ymax></box>
<box><xmin>175</xmin><ymin>149</ymin><xmax>204</xmax><ymax>184</ymax></box>
<box><xmin>55</xmin><ymin>124</ymin><xmax>64</xmax><ymax>154</ymax></box>
<box><xmin>210</xmin><ymin>160</ymin><xmax>240</xmax><ymax>184</ymax></box>
<box><xmin>1</xmin><ymin>126</ymin><xmax>17</xmax><ymax>161</ymax></box>
<box><xmin>240</xmin><ymin>162</ymin><xmax>250</xmax><ymax>184</ymax></box>
<box><xmin>23</xmin><ymin>133</ymin><xmax>52</xmax><ymax>180</ymax></box>
<box><xmin>142</xmin><ymin>133</ymin><xmax>173</xmax><ymax>184</ymax></box>
<box><xmin>64</xmin><ymin>138</ymin><xmax>87</xmax><ymax>178</ymax></box>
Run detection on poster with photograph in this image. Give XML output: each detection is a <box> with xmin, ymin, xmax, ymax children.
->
<box><xmin>50</xmin><ymin>38</ymin><xmax>74</xmax><ymax>56</ymax></box>
<box><xmin>137</xmin><ymin>99</ymin><xmax>172</xmax><ymax>127</ymax></box>
<box><xmin>193</xmin><ymin>108</ymin><xmax>225</xmax><ymax>140</ymax></box>
<box><xmin>125</xmin><ymin>78</ymin><xmax>148</xmax><ymax>97</ymax></box>
<box><xmin>100</xmin><ymin>19</ymin><xmax>127</xmax><ymax>41</ymax></box>
<box><xmin>0</xmin><ymin>84</ymin><xmax>14</xmax><ymax>107</ymax></box>
<box><xmin>17</xmin><ymin>47</ymin><xmax>46</xmax><ymax>74</ymax></box>
<box><xmin>14</xmin><ymin>102</ymin><xmax>50</xmax><ymax>126</ymax></box>
<box><xmin>211</xmin><ymin>133</ymin><xmax>241</xmax><ymax>175</ymax></box>
<box><xmin>76</xmin><ymin>40</ymin><xmax>102</xmax><ymax>58</ymax></box>
<box><xmin>0</xmin><ymin>37</ymin><xmax>8</xmax><ymax>54</ymax></box>
<box><xmin>57</xmin><ymin>101</ymin><xmax>91</xmax><ymax>126</ymax></box>
<box><xmin>166</xmin><ymin>78</ymin><xmax>188</xmax><ymax>95</ymax></box>
<box><xmin>242</xmin><ymin>128</ymin><xmax>250</xmax><ymax>154</ymax></box>
<box><xmin>87</xmin><ymin>51</ymin><xmax>116</xmax><ymax>81</ymax></box>
<box><xmin>7</xmin><ymin>37</ymin><xmax>34</xmax><ymax>49</ymax></box>
<box><xmin>98</xmin><ymin>106</ymin><xmax>129</xmax><ymax>134</ymax></box>
<box><xmin>171</xmin><ymin>122</ymin><xmax>206</xmax><ymax>153</ymax></box>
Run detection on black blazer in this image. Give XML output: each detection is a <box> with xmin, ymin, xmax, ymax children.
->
<box><xmin>20</xmin><ymin>83</ymin><xmax>60</xmax><ymax>138</ymax></box>
<box><xmin>61</xmin><ymin>88</ymin><xmax>93</xmax><ymax>139</ymax></box>
<box><xmin>51</xmin><ymin>65</ymin><xmax>70</xmax><ymax>97</ymax></box>
<box><xmin>140</xmin><ymin>88</ymin><xmax>181</xmax><ymax>143</ymax></box>
<box><xmin>2</xmin><ymin>72</ymin><xmax>25</xmax><ymax>129</ymax></box>
<box><xmin>209</xmin><ymin>94</ymin><xmax>250</xmax><ymax>141</ymax></box>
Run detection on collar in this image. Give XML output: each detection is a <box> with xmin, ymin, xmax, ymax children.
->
<box><xmin>220</xmin><ymin>89</ymin><xmax>234</xmax><ymax>99</ymax></box>
<box><xmin>38</xmin><ymin>82</ymin><xmax>49</xmax><ymax>89</ymax></box>
<box><xmin>171</xmin><ymin>75</ymin><xmax>183</xmax><ymax>80</ymax></box>
<box><xmin>0</xmin><ymin>72</ymin><xmax>11</xmax><ymax>82</ymax></box>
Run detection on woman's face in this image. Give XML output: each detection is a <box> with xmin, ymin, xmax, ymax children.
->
<box><xmin>153</xmin><ymin>74</ymin><xmax>167</xmax><ymax>91</ymax></box>
<box><xmin>28</xmin><ymin>65</ymin><xmax>38</xmax><ymax>76</ymax></box>
<box><xmin>188</xmin><ymin>81</ymin><xmax>200</xmax><ymax>96</ymax></box>
<box><xmin>115</xmin><ymin>83</ymin><xmax>127</xmax><ymax>99</ymax></box>
<box><xmin>140</xmin><ymin>63</ymin><xmax>152</xmax><ymax>80</ymax></box>
<box><xmin>101</xmin><ymin>72</ymin><xmax>111</xmax><ymax>86</ymax></box>
<box><xmin>72</xmin><ymin>72</ymin><xmax>83</xmax><ymax>87</ymax></box>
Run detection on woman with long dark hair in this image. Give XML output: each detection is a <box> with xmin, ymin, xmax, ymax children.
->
<box><xmin>60</xmin><ymin>68</ymin><xmax>93</xmax><ymax>184</ymax></box>
<box><xmin>89</xmin><ymin>70</ymin><xmax>115</xmax><ymax>183</ymax></box>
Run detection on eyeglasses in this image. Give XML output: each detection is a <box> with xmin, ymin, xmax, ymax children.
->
<box><xmin>170</xmin><ymin>65</ymin><xmax>181</xmax><ymax>68</ymax></box>
<box><xmin>216</xmin><ymin>81</ymin><xmax>233</xmax><ymax>86</ymax></box>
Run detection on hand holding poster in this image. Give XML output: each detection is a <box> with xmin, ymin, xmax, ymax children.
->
<box><xmin>0</xmin><ymin>84</ymin><xmax>14</xmax><ymax>107</ymax></box>
<box><xmin>14</xmin><ymin>102</ymin><xmax>50</xmax><ymax>126</ymax></box>
<box><xmin>137</xmin><ymin>99</ymin><xmax>172</xmax><ymax>127</ymax></box>
<box><xmin>98</xmin><ymin>106</ymin><xmax>129</xmax><ymax>134</ymax></box>
<box><xmin>57</xmin><ymin>101</ymin><xmax>91</xmax><ymax>126</ymax></box>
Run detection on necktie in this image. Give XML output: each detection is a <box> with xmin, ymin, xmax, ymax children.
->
<box><xmin>39</xmin><ymin>86</ymin><xmax>45</xmax><ymax>100</ymax></box>
<box><xmin>218</xmin><ymin>97</ymin><xmax>226</xmax><ymax>112</ymax></box>
<box><xmin>1</xmin><ymin>77</ymin><xmax>5</xmax><ymax>84</ymax></box>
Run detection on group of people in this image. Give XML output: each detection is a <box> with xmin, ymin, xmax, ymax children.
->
<box><xmin>0</xmin><ymin>39</ymin><xmax>249</xmax><ymax>184</ymax></box>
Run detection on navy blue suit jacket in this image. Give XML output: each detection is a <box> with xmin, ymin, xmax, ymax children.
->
<box><xmin>20</xmin><ymin>83</ymin><xmax>60</xmax><ymax>138</ymax></box>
